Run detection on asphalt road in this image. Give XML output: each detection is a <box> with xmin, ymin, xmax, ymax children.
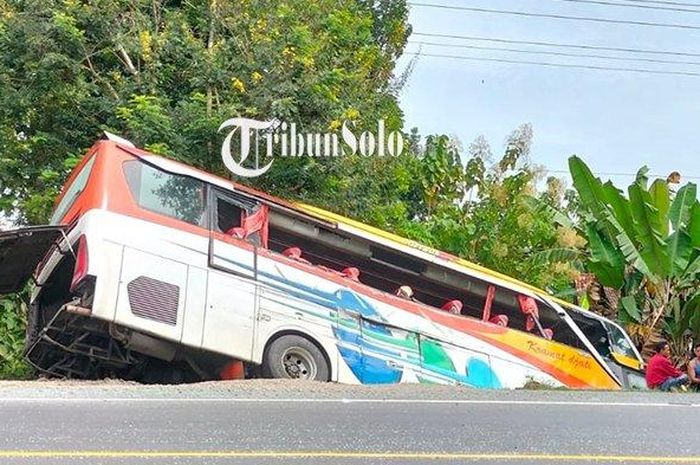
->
<box><xmin>0</xmin><ymin>381</ymin><xmax>699</xmax><ymax>465</ymax></box>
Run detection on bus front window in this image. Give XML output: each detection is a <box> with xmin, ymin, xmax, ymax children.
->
<box><xmin>604</xmin><ymin>321</ymin><xmax>638</xmax><ymax>360</ymax></box>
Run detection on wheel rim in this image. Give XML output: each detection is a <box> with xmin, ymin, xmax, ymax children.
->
<box><xmin>280</xmin><ymin>347</ymin><xmax>317</xmax><ymax>379</ymax></box>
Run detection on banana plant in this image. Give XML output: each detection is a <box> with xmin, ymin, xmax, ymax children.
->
<box><xmin>568</xmin><ymin>156</ymin><xmax>700</xmax><ymax>358</ymax></box>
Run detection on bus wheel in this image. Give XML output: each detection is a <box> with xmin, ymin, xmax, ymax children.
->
<box><xmin>263</xmin><ymin>335</ymin><xmax>330</xmax><ymax>381</ymax></box>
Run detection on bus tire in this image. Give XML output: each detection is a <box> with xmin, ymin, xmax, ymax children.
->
<box><xmin>262</xmin><ymin>335</ymin><xmax>330</xmax><ymax>381</ymax></box>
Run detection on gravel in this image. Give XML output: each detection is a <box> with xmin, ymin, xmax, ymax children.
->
<box><xmin>0</xmin><ymin>378</ymin><xmax>697</xmax><ymax>403</ymax></box>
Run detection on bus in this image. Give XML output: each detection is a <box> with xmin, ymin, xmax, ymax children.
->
<box><xmin>0</xmin><ymin>134</ymin><xmax>645</xmax><ymax>389</ymax></box>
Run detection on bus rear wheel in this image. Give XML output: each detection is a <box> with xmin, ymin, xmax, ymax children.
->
<box><xmin>262</xmin><ymin>335</ymin><xmax>330</xmax><ymax>381</ymax></box>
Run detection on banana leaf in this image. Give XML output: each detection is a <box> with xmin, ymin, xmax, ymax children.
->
<box><xmin>531</xmin><ymin>248</ymin><xmax>581</xmax><ymax>266</ymax></box>
<box><xmin>602</xmin><ymin>181</ymin><xmax>635</xmax><ymax>241</ymax></box>
<box><xmin>628</xmin><ymin>182</ymin><xmax>670</xmax><ymax>277</ymax></box>
<box><xmin>602</xmin><ymin>208</ymin><xmax>650</xmax><ymax>275</ymax></box>
<box><xmin>667</xmin><ymin>230</ymin><xmax>693</xmax><ymax>278</ymax></box>
<box><xmin>569</xmin><ymin>156</ymin><xmax>607</xmax><ymax>222</ymax></box>
<box><xmin>649</xmin><ymin>179</ymin><xmax>670</xmax><ymax>238</ymax></box>
<box><xmin>689</xmin><ymin>200</ymin><xmax>700</xmax><ymax>248</ymax></box>
<box><xmin>585</xmin><ymin>223</ymin><xmax>624</xmax><ymax>288</ymax></box>
<box><xmin>678</xmin><ymin>253</ymin><xmax>700</xmax><ymax>288</ymax></box>
<box><xmin>635</xmin><ymin>166</ymin><xmax>650</xmax><ymax>189</ymax></box>
<box><xmin>669</xmin><ymin>183</ymin><xmax>696</xmax><ymax>231</ymax></box>
<box><xmin>523</xmin><ymin>196</ymin><xmax>574</xmax><ymax>228</ymax></box>
<box><xmin>620</xmin><ymin>295</ymin><xmax>642</xmax><ymax>323</ymax></box>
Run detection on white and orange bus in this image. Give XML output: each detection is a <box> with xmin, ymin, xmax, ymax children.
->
<box><xmin>0</xmin><ymin>134</ymin><xmax>644</xmax><ymax>388</ymax></box>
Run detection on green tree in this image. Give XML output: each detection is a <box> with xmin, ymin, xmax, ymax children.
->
<box><xmin>391</xmin><ymin>125</ymin><xmax>574</xmax><ymax>293</ymax></box>
<box><xmin>0</xmin><ymin>292</ymin><xmax>31</xmax><ymax>379</ymax></box>
<box><xmin>567</xmin><ymin>156</ymin><xmax>700</xmax><ymax>359</ymax></box>
<box><xmin>0</xmin><ymin>0</ymin><xmax>411</xmax><ymax>224</ymax></box>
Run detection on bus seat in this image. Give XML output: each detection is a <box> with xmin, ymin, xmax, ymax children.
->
<box><xmin>441</xmin><ymin>300</ymin><xmax>463</xmax><ymax>315</ymax></box>
<box><xmin>542</xmin><ymin>328</ymin><xmax>554</xmax><ymax>340</ymax></box>
<box><xmin>225</xmin><ymin>227</ymin><xmax>246</xmax><ymax>239</ymax></box>
<box><xmin>341</xmin><ymin>267</ymin><xmax>360</xmax><ymax>281</ymax></box>
<box><xmin>518</xmin><ymin>295</ymin><xmax>539</xmax><ymax>317</ymax></box>
<box><xmin>489</xmin><ymin>314</ymin><xmax>508</xmax><ymax>327</ymax></box>
<box><xmin>282</xmin><ymin>246</ymin><xmax>311</xmax><ymax>264</ymax></box>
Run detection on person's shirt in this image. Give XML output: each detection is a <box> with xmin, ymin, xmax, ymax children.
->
<box><xmin>689</xmin><ymin>357</ymin><xmax>700</xmax><ymax>384</ymax></box>
<box><xmin>645</xmin><ymin>353</ymin><xmax>683</xmax><ymax>388</ymax></box>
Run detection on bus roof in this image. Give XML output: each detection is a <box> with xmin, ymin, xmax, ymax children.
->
<box><xmin>114</xmin><ymin>140</ymin><xmax>596</xmax><ymax>320</ymax></box>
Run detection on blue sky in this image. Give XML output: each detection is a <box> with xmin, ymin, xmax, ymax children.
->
<box><xmin>397</xmin><ymin>0</ymin><xmax>700</xmax><ymax>187</ymax></box>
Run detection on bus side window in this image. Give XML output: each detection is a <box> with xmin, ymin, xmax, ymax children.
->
<box><xmin>487</xmin><ymin>288</ymin><xmax>529</xmax><ymax>331</ymax></box>
<box><xmin>214</xmin><ymin>194</ymin><xmax>268</xmax><ymax>248</ymax></box>
<box><xmin>216</xmin><ymin>197</ymin><xmax>244</xmax><ymax>235</ymax></box>
<box><xmin>123</xmin><ymin>160</ymin><xmax>206</xmax><ymax>227</ymax></box>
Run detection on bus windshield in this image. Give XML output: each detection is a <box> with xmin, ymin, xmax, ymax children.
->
<box><xmin>604</xmin><ymin>320</ymin><xmax>639</xmax><ymax>360</ymax></box>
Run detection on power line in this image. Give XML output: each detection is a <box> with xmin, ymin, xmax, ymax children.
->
<box><xmin>409</xmin><ymin>2</ymin><xmax>700</xmax><ymax>30</ymax></box>
<box><xmin>546</xmin><ymin>169</ymin><xmax>700</xmax><ymax>179</ymax></box>
<box><xmin>551</xmin><ymin>0</ymin><xmax>700</xmax><ymax>13</ymax></box>
<box><xmin>413</xmin><ymin>32</ymin><xmax>700</xmax><ymax>58</ymax></box>
<box><xmin>405</xmin><ymin>51</ymin><xmax>700</xmax><ymax>77</ymax></box>
<box><xmin>408</xmin><ymin>40</ymin><xmax>700</xmax><ymax>66</ymax></box>
<box><xmin>622</xmin><ymin>0</ymin><xmax>700</xmax><ymax>8</ymax></box>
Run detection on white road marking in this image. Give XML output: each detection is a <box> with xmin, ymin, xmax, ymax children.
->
<box><xmin>0</xmin><ymin>397</ymin><xmax>697</xmax><ymax>407</ymax></box>
<box><xmin>0</xmin><ymin>450</ymin><xmax>699</xmax><ymax>462</ymax></box>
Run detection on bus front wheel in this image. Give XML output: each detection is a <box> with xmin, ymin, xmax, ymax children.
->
<box><xmin>262</xmin><ymin>335</ymin><xmax>330</xmax><ymax>381</ymax></box>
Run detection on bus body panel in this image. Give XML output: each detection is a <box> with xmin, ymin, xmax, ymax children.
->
<box><xmin>181</xmin><ymin>266</ymin><xmax>208</xmax><ymax>349</ymax></box>
<box><xmin>114</xmin><ymin>247</ymin><xmax>188</xmax><ymax>343</ymax></box>
<box><xmin>204</xmin><ymin>269</ymin><xmax>257</xmax><ymax>359</ymax></box>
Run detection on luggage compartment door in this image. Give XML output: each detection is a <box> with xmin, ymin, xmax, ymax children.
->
<box><xmin>0</xmin><ymin>226</ymin><xmax>68</xmax><ymax>294</ymax></box>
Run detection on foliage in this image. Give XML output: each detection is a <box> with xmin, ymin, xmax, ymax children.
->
<box><xmin>0</xmin><ymin>0</ymin><xmax>411</xmax><ymax>224</ymax></box>
<box><xmin>385</xmin><ymin>126</ymin><xmax>575</xmax><ymax>293</ymax></box>
<box><xmin>567</xmin><ymin>157</ymin><xmax>700</xmax><ymax>359</ymax></box>
<box><xmin>0</xmin><ymin>293</ymin><xmax>31</xmax><ymax>379</ymax></box>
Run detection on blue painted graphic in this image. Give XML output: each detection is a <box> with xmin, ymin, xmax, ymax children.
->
<box><xmin>465</xmin><ymin>358</ymin><xmax>501</xmax><ymax>389</ymax></box>
<box><xmin>215</xmin><ymin>250</ymin><xmax>502</xmax><ymax>388</ymax></box>
<box><xmin>332</xmin><ymin>290</ymin><xmax>403</xmax><ymax>384</ymax></box>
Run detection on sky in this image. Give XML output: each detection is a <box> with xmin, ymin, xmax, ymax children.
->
<box><xmin>397</xmin><ymin>0</ymin><xmax>700</xmax><ymax>187</ymax></box>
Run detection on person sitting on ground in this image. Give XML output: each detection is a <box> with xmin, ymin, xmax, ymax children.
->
<box><xmin>687</xmin><ymin>342</ymin><xmax>700</xmax><ymax>388</ymax></box>
<box><xmin>645</xmin><ymin>340</ymin><xmax>689</xmax><ymax>391</ymax></box>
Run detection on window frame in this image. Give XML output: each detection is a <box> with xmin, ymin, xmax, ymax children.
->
<box><xmin>206</xmin><ymin>187</ymin><xmax>261</xmax><ymax>280</ymax></box>
<box><xmin>208</xmin><ymin>188</ymin><xmax>259</xmax><ymax>235</ymax></box>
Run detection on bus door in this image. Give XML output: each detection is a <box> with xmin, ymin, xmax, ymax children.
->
<box><xmin>204</xmin><ymin>189</ymin><xmax>260</xmax><ymax>359</ymax></box>
<box><xmin>335</xmin><ymin>308</ymin><xmax>363</xmax><ymax>381</ymax></box>
<box><xmin>360</xmin><ymin>318</ymin><xmax>421</xmax><ymax>384</ymax></box>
